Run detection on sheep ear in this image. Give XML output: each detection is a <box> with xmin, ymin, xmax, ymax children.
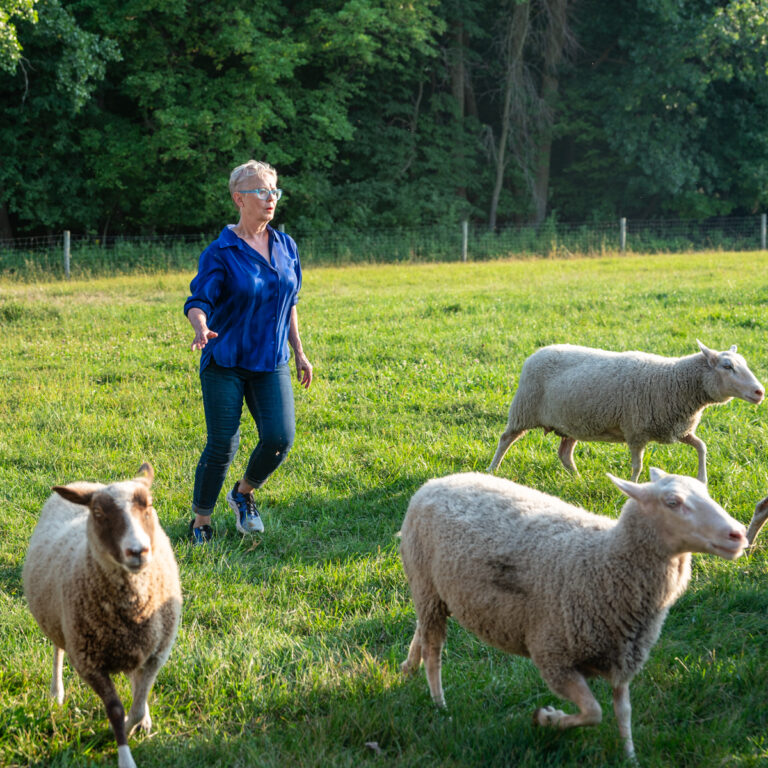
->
<box><xmin>607</xmin><ymin>473</ymin><xmax>648</xmax><ymax>502</ymax></box>
<box><xmin>649</xmin><ymin>467</ymin><xmax>668</xmax><ymax>482</ymax></box>
<box><xmin>53</xmin><ymin>484</ymin><xmax>97</xmax><ymax>507</ymax></box>
<box><xmin>729</xmin><ymin>344</ymin><xmax>737</xmax><ymax>352</ymax></box>
<box><xmin>697</xmin><ymin>339</ymin><xmax>718</xmax><ymax>366</ymax></box>
<box><xmin>136</xmin><ymin>462</ymin><xmax>154</xmax><ymax>487</ymax></box>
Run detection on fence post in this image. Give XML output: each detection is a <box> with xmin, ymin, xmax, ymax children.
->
<box><xmin>461</xmin><ymin>220</ymin><xmax>468</xmax><ymax>262</ymax></box>
<box><xmin>63</xmin><ymin>230</ymin><xmax>70</xmax><ymax>278</ymax></box>
<box><xmin>761</xmin><ymin>214</ymin><xmax>766</xmax><ymax>250</ymax></box>
<box><xmin>619</xmin><ymin>217</ymin><xmax>626</xmax><ymax>254</ymax></box>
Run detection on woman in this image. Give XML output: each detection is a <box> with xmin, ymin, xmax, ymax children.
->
<box><xmin>184</xmin><ymin>160</ymin><xmax>312</xmax><ymax>544</ymax></box>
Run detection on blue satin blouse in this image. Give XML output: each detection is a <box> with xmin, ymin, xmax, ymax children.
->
<box><xmin>184</xmin><ymin>225</ymin><xmax>302</xmax><ymax>373</ymax></box>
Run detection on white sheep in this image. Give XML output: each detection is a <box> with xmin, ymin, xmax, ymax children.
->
<box><xmin>399</xmin><ymin>469</ymin><xmax>747</xmax><ymax>759</ymax></box>
<box><xmin>488</xmin><ymin>340</ymin><xmax>764</xmax><ymax>484</ymax></box>
<box><xmin>22</xmin><ymin>463</ymin><xmax>182</xmax><ymax>768</ymax></box>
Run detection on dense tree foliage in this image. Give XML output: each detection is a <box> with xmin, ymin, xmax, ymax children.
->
<box><xmin>0</xmin><ymin>0</ymin><xmax>38</xmax><ymax>73</ymax></box>
<box><xmin>553</xmin><ymin>0</ymin><xmax>768</xmax><ymax>220</ymax></box>
<box><xmin>2</xmin><ymin>0</ymin><xmax>768</xmax><ymax>237</ymax></box>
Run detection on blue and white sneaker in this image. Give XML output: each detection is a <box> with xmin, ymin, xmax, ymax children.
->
<box><xmin>226</xmin><ymin>484</ymin><xmax>265</xmax><ymax>534</ymax></box>
<box><xmin>188</xmin><ymin>519</ymin><xmax>213</xmax><ymax>545</ymax></box>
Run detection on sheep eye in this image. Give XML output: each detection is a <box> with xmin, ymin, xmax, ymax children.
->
<box><xmin>722</xmin><ymin>361</ymin><xmax>733</xmax><ymax>370</ymax></box>
<box><xmin>666</xmin><ymin>497</ymin><xmax>680</xmax><ymax>508</ymax></box>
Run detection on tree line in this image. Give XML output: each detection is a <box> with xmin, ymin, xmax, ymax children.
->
<box><xmin>2</xmin><ymin>0</ymin><xmax>768</xmax><ymax>239</ymax></box>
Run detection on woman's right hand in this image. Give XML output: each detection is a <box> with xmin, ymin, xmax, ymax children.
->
<box><xmin>187</xmin><ymin>307</ymin><xmax>218</xmax><ymax>351</ymax></box>
<box><xmin>191</xmin><ymin>327</ymin><xmax>218</xmax><ymax>351</ymax></box>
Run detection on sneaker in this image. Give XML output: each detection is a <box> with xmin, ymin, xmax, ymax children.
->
<box><xmin>226</xmin><ymin>484</ymin><xmax>265</xmax><ymax>534</ymax></box>
<box><xmin>188</xmin><ymin>518</ymin><xmax>213</xmax><ymax>545</ymax></box>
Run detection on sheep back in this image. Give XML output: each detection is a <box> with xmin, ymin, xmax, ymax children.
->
<box><xmin>508</xmin><ymin>344</ymin><xmax>711</xmax><ymax>444</ymax></box>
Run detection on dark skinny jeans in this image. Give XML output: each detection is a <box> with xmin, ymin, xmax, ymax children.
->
<box><xmin>192</xmin><ymin>361</ymin><xmax>295</xmax><ymax>515</ymax></box>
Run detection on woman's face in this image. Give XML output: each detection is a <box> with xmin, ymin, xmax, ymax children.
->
<box><xmin>233</xmin><ymin>174</ymin><xmax>279</xmax><ymax>224</ymax></box>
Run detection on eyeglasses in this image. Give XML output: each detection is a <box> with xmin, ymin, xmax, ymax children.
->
<box><xmin>239</xmin><ymin>188</ymin><xmax>283</xmax><ymax>201</ymax></box>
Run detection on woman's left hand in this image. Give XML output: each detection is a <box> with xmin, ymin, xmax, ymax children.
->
<box><xmin>295</xmin><ymin>352</ymin><xmax>313</xmax><ymax>389</ymax></box>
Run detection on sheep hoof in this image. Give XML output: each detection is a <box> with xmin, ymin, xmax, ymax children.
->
<box><xmin>400</xmin><ymin>660</ymin><xmax>420</xmax><ymax>677</ymax></box>
<box><xmin>533</xmin><ymin>705</ymin><xmax>564</xmax><ymax>727</ymax></box>
<box><xmin>117</xmin><ymin>744</ymin><xmax>138</xmax><ymax>768</ymax></box>
<box><xmin>126</xmin><ymin>711</ymin><xmax>152</xmax><ymax>736</ymax></box>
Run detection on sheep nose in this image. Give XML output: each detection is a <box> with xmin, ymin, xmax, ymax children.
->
<box><xmin>126</xmin><ymin>546</ymin><xmax>148</xmax><ymax>558</ymax></box>
<box><xmin>729</xmin><ymin>526</ymin><xmax>747</xmax><ymax>543</ymax></box>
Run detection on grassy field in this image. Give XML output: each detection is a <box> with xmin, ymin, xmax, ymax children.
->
<box><xmin>1</xmin><ymin>252</ymin><xmax>768</xmax><ymax>767</ymax></box>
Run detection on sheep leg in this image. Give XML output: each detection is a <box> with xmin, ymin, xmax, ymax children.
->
<box><xmin>557</xmin><ymin>437</ymin><xmax>578</xmax><ymax>473</ymax></box>
<box><xmin>421</xmin><ymin>622</ymin><xmax>447</xmax><ymax>709</ymax></box>
<box><xmin>612</xmin><ymin>682</ymin><xmax>635</xmax><ymax>759</ymax></box>
<box><xmin>678</xmin><ymin>433</ymin><xmax>707</xmax><ymax>485</ymax></box>
<box><xmin>50</xmin><ymin>646</ymin><xmax>65</xmax><ymax>706</ymax></box>
<box><xmin>126</xmin><ymin>654</ymin><xmax>165</xmax><ymax>735</ymax></box>
<box><xmin>488</xmin><ymin>428</ymin><xmax>527</xmax><ymax>473</ymax></box>
<box><xmin>401</xmin><ymin>621</ymin><xmax>423</xmax><ymax>677</ymax></box>
<box><xmin>404</xmin><ymin>595</ymin><xmax>449</xmax><ymax>707</ymax></box>
<box><xmin>81</xmin><ymin>669</ymin><xmax>136</xmax><ymax>768</ymax></box>
<box><xmin>533</xmin><ymin>671</ymin><xmax>602</xmax><ymax>731</ymax></box>
<box><xmin>628</xmin><ymin>443</ymin><xmax>646</xmax><ymax>483</ymax></box>
<box><xmin>746</xmin><ymin>496</ymin><xmax>768</xmax><ymax>546</ymax></box>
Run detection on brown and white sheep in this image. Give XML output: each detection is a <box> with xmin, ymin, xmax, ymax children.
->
<box><xmin>22</xmin><ymin>463</ymin><xmax>182</xmax><ymax>768</ymax></box>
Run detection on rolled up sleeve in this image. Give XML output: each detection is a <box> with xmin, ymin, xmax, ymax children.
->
<box><xmin>184</xmin><ymin>247</ymin><xmax>225</xmax><ymax>318</ymax></box>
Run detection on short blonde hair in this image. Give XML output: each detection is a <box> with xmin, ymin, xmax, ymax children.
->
<box><xmin>229</xmin><ymin>160</ymin><xmax>277</xmax><ymax>195</ymax></box>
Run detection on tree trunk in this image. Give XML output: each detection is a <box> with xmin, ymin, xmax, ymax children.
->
<box><xmin>489</xmin><ymin>1</ymin><xmax>530</xmax><ymax>230</ymax></box>
<box><xmin>450</xmin><ymin>21</ymin><xmax>465</xmax><ymax>117</ymax></box>
<box><xmin>531</xmin><ymin>1</ymin><xmax>570</xmax><ymax>224</ymax></box>
<box><xmin>0</xmin><ymin>202</ymin><xmax>12</xmax><ymax>239</ymax></box>
<box><xmin>465</xmin><ymin>65</ymin><xmax>479</xmax><ymax>120</ymax></box>
<box><xmin>532</xmin><ymin>73</ymin><xmax>558</xmax><ymax>224</ymax></box>
<box><xmin>488</xmin><ymin>0</ymin><xmax>572</xmax><ymax>228</ymax></box>
<box><xmin>449</xmin><ymin>20</ymin><xmax>467</xmax><ymax>201</ymax></box>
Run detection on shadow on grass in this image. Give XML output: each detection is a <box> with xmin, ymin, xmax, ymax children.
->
<box><xmin>10</xmin><ymin>470</ymin><xmax>768</xmax><ymax>767</ymax></box>
<box><xmin>12</xmin><ymin>546</ymin><xmax>768</xmax><ymax>767</ymax></box>
<box><xmin>115</xmin><ymin>656</ymin><xmax>634</xmax><ymax>768</ymax></box>
<box><xmin>167</xmin><ymin>471</ymin><xmax>427</xmax><ymax>567</ymax></box>
<box><xmin>0</xmin><ymin>562</ymin><xmax>24</xmax><ymax>598</ymax></box>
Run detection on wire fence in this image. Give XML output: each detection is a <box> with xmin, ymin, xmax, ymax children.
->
<box><xmin>0</xmin><ymin>216</ymin><xmax>766</xmax><ymax>281</ymax></box>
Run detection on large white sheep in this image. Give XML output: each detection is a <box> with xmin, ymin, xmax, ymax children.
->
<box><xmin>488</xmin><ymin>341</ymin><xmax>764</xmax><ymax>484</ymax></box>
<box><xmin>399</xmin><ymin>470</ymin><xmax>747</xmax><ymax>759</ymax></box>
<box><xmin>22</xmin><ymin>463</ymin><xmax>182</xmax><ymax>768</ymax></box>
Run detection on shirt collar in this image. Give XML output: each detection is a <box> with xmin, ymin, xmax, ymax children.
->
<box><xmin>219</xmin><ymin>224</ymin><xmax>276</xmax><ymax>249</ymax></box>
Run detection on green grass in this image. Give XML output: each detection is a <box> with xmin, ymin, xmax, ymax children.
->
<box><xmin>1</xmin><ymin>252</ymin><xmax>768</xmax><ymax>767</ymax></box>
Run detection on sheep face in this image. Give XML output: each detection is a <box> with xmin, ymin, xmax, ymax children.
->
<box><xmin>609</xmin><ymin>467</ymin><xmax>748</xmax><ymax>560</ymax></box>
<box><xmin>53</xmin><ymin>463</ymin><xmax>156</xmax><ymax>574</ymax></box>
<box><xmin>89</xmin><ymin>484</ymin><xmax>155</xmax><ymax>573</ymax></box>
<box><xmin>697</xmin><ymin>340</ymin><xmax>764</xmax><ymax>405</ymax></box>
